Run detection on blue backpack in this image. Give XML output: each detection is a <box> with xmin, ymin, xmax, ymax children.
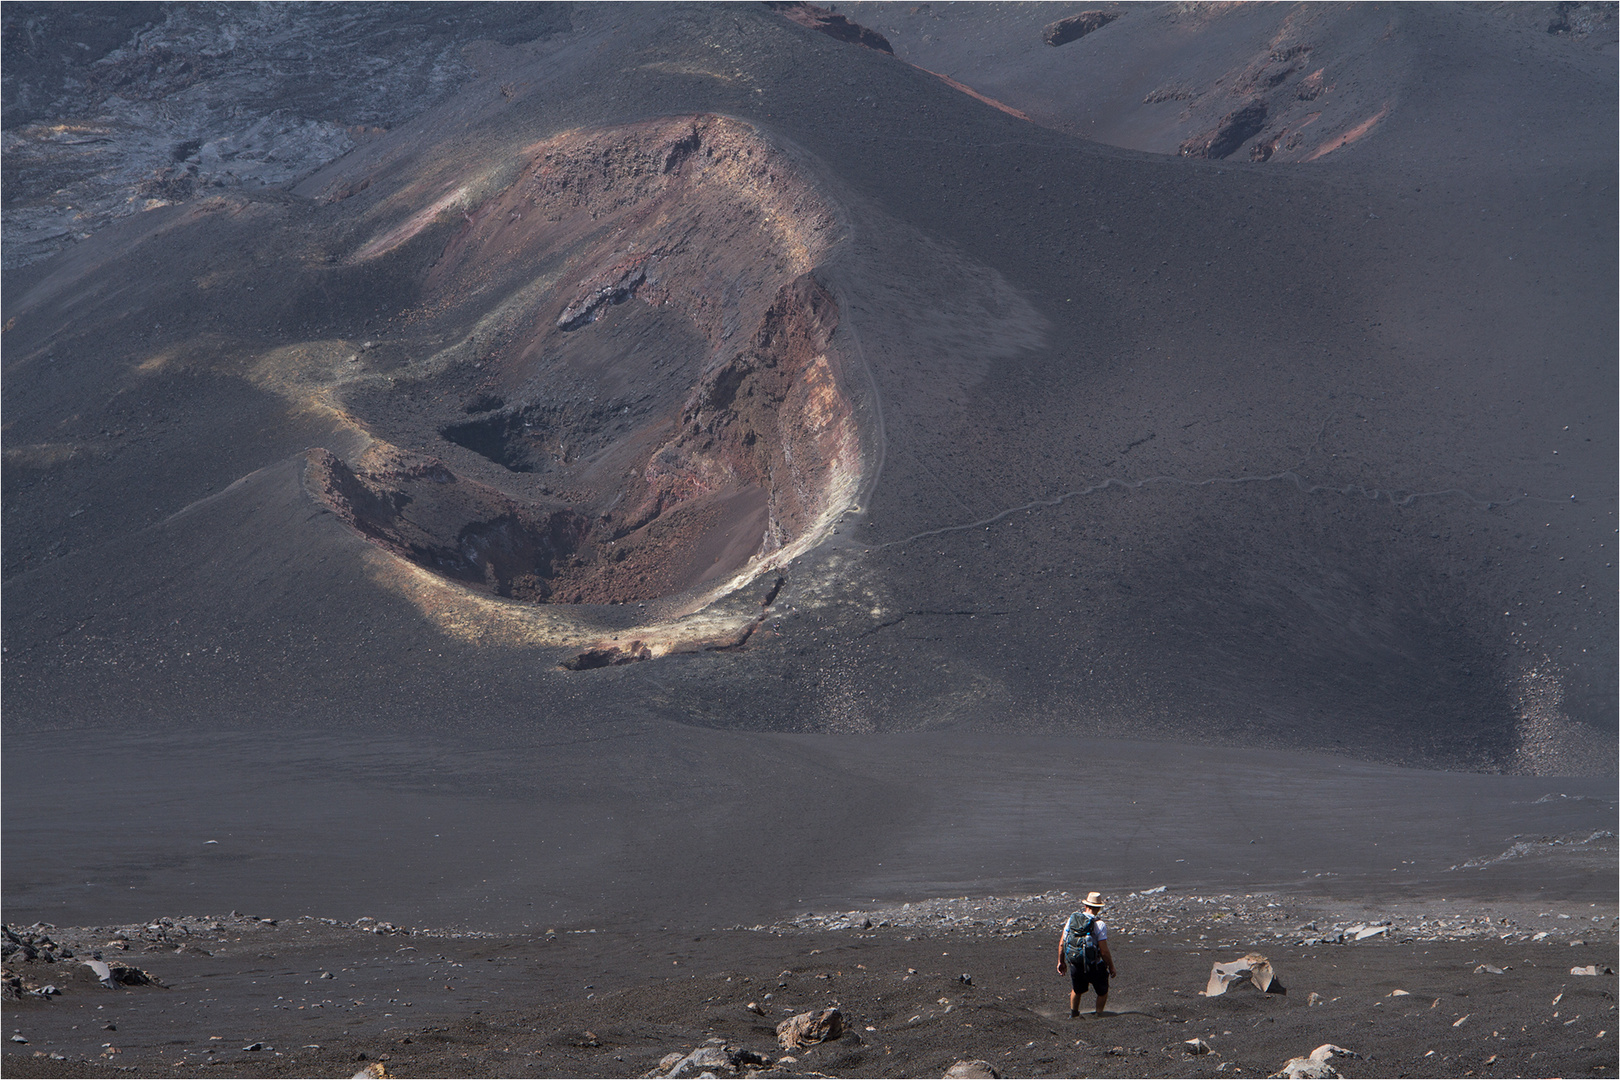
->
<box><xmin>1063</xmin><ymin>911</ymin><xmax>1102</xmax><ymax>972</ymax></box>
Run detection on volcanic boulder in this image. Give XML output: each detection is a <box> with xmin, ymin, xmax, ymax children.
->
<box><xmin>776</xmin><ymin>1007</ymin><xmax>843</xmax><ymax>1050</ymax></box>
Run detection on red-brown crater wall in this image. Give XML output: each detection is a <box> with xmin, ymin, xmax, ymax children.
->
<box><xmin>311</xmin><ymin>117</ymin><xmax>862</xmax><ymax>607</ymax></box>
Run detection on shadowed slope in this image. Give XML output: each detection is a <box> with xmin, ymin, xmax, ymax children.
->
<box><xmin>845</xmin><ymin>2</ymin><xmax>1616</xmax><ymax>170</ymax></box>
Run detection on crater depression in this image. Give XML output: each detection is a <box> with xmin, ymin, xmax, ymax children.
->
<box><xmin>307</xmin><ymin>116</ymin><xmax>865</xmax><ymax>614</ymax></box>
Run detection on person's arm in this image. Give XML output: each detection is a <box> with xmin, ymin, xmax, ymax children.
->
<box><xmin>1098</xmin><ymin>937</ymin><xmax>1116</xmax><ymax>978</ymax></box>
<box><xmin>1056</xmin><ymin>922</ymin><xmax>1069</xmax><ymax>974</ymax></box>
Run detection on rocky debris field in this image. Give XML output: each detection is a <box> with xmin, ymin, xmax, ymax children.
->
<box><xmin>0</xmin><ymin>2</ymin><xmax>573</xmax><ymax>267</ymax></box>
<box><xmin>1</xmin><ymin>890</ymin><xmax>1613</xmax><ymax>1078</ymax></box>
<box><xmin>2</xmin><ymin>925</ymin><xmax>160</xmax><ymax>1001</ymax></box>
<box><xmin>758</xmin><ymin>887</ymin><xmax>1620</xmax><ymax>949</ymax></box>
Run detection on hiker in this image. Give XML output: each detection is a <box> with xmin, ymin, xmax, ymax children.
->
<box><xmin>1056</xmin><ymin>891</ymin><xmax>1116</xmax><ymax>1016</ymax></box>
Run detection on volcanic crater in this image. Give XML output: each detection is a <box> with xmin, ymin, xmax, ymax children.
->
<box><xmin>306</xmin><ymin>116</ymin><xmax>866</xmax><ymax>612</ymax></box>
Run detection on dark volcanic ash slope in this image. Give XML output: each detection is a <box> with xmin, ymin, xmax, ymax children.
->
<box><xmin>2</xmin><ymin>3</ymin><xmax>1614</xmax><ymax>774</ymax></box>
<box><xmin>843</xmin><ymin>2</ymin><xmax>1618</xmax><ymax>167</ymax></box>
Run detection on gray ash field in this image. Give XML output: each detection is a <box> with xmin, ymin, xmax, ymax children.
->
<box><xmin>2</xmin><ymin>3</ymin><xmax>1616</xmax><ymax>1078</ymax></box>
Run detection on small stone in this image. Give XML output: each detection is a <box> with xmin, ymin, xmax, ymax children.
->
<box><xmin>10</xmin><ymin>1035</ymin><xmax>27</xmax><ymax>1044</ymax></box>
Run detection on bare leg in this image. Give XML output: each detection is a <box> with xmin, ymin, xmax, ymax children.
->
<box><xmin>1069</xmin><ymin>989</ymin><xmax>1081</xmax><ymax>1017</ymax></box>
<box><xmin>1095</xmin><ymin>991</ymin><xmax>1107</xmax><ymax>1016</ymax></box>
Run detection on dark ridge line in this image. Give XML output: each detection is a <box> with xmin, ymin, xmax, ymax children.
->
<box><xmin>857</xmin><ymin>617</ymin><xmax>906</xmax><ymax>638</ymax></box>
<box><xmin>873</xmin><ymin>469</ymin><xmax>1574</xmax><ymax>553</ymax></box>
<box><xmin>856</xmin><ymin>610</ymin><xmax>1012</xmax><ymax>637</ymax></box>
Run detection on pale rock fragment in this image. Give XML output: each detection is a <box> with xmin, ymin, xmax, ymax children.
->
<box><xmin>1270</xmin><ymin>1043</ymin><xmax>1358</xmax><ymax>1079</ymax></box>
<box><xmin>1204</xmin><ymin>953</ymin><xmax>1283</xmax><ymax>996</ymax></box>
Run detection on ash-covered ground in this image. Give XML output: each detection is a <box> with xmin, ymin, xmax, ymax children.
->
<box><xmin>3</xmin><ymin>3</ymin><xmax>1616</xmax><ymax>1077</ymax></box>
<box><xmin>3</xmin><ymin>890</ymin><xmax>1615</xmax><ymax>1078</ymax></box>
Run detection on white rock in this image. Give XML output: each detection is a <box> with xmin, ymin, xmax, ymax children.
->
<box><xmin>1311</xmin><ymin>1045</ymin><xmax>1358</xmax><ymax>1061</ymax></box>
<box><xmin>668</xmin><ymin>1046</ymin><xmax>730</xmax><ymax>1078</ymax></box>
<box><xmin>1204</xmin><ymin>953</ymin><xmax>1279</xmax><ymax>996</ymax></box>
<box><xmin>1270</xmin><ymin>1043</ymin><xmax>1356</xmax><ymax>1079</ymax></box>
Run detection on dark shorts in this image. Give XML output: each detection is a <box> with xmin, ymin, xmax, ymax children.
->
<box><xmin>1069</xmin><ymin>963</ymin><xmax>1108</xmax><ymax>996</ymax></box>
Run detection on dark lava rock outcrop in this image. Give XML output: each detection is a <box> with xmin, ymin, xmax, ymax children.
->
<box><xmin>1042</xmin><ymin>11</ymin><xmax>1120</xmax><ymax>47</ymax></box>
<box><xmin>1179</xmin><ymin>99</ymin><xmax>1269</xmax><ymax>160</ymax></box>
<box><xmin>307</xmin><ymin>445</ymin><xmax>592</xmax><ymax>604</ymax></box>
<box><xmin>768</xmin><ymin>3</ymin><xmax>894</xmax><ymax>54</ymax></box>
